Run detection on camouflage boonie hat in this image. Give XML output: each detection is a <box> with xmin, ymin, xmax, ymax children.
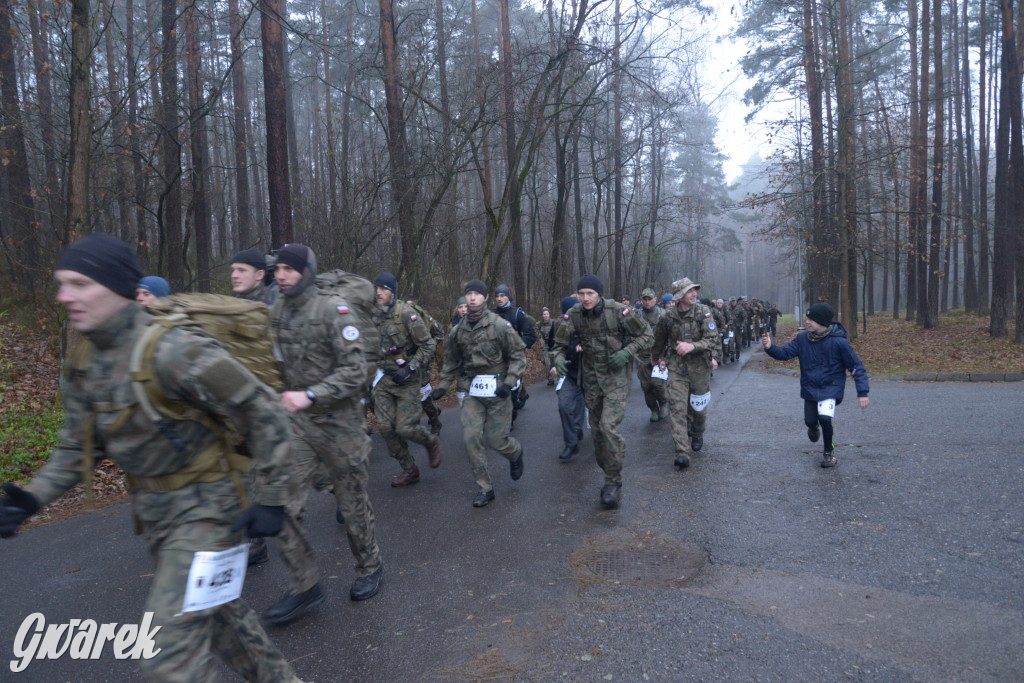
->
<box><xmin>729</xmin><ymin>296</ymin><xmax>736</xmax><ymax>302</ymax></box>
<box><xmin>670</xmin><ymin>277</ymin><xmax>700</xmax><ymax>301</ymax></box>
<box><xmin>641</xmin><ymin>287</ymin><xmax>657</xmax><ymax>299</ymax></box>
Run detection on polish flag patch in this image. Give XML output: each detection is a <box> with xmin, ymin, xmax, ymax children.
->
<box><xmin>410</xmin><ymin>314</ymin><xmax>418</xmax><ymax>321</ymax></box>
<box><xmin>337</xmin><ymin>305</ymin><xmax>351</xmax><ymax>314</ymax></box>
<box><xmin>622</xmin><ymin>308</ymin><xmax>630</xmax><ymax>316</ymax></box>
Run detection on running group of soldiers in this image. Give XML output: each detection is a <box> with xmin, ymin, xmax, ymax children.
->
<box><xmin>0</xmin><ymin>234</ymin><xmax>782</xmax><ymax>681</ymax></box>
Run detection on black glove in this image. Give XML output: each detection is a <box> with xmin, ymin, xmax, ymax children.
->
<box><xmin>230</xmin><ymin>504</ymin><xmax>285</xmax><ymax>538</ymax></box>
<box><xmin>430</xmin><ymin>387</ymin><xmax>447</xmax><ymax>402</ymax></box>
<box><xmin>494</xmin><ymin>384</ymin><xmax>512</xmax><ymax>399</ymax></box>
<box><xmin>0</xmin><ymin>484</ymin><xmax>39</xmax><ymax>539</ymax></box>
<box><xmin>391</xmin><ymin>365</ymin><xmax>414</xmax><ymax>386</ymax></box>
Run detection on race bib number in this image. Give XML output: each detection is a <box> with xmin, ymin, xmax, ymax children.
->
<box><xmin>420</xmin><ymin>383</ymin><xmax>432</xmax><ymax>402</ymax></box>
<box><xmin>817</xmin><ymin>398</ymin><xmax>836</xmax><ymax>417</ymax></box>
<box><xmin>556</xmin><ymin>376</ymin><xmax>566</xmax><ymax>391</ymax></box>
<box><xmin>372</xmin><ymin>368</ymin><xmax>384</xmax><ymax>388</ymax></box>
<box><xmin>182</xmin><ymin>544</ymin><xmax>248</xmax><ymax>613</ymax></box>
<box><xmin>469</xmin><ymin>374</ymin><xmax>497</xmax><ymax>397</ymax></box>
<box><xmin>689</xmin><ymin>391</ymin><xmax>712</xmax><ymax>412</ymax></box>
<box><xmin>651</xmin><ymin>366</ymin><xmax>669</xmax><ymax>381</ymax></box>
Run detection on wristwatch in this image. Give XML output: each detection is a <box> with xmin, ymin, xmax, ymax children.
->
<box><xmin>305</xmin><ymin>389</ymin><xmax>318</xmax><ymax>405</ymax></box>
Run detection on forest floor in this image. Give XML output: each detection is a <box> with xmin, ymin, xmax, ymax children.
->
<box><xmin>2</xmin><ymin>299</ymin><xmax>1018</xmax><ymax>529</ymax></box>
<box><xmin>765</xmin><ymin>309</ymin><xmax>1024</xmax><ymax>375</ymax></box>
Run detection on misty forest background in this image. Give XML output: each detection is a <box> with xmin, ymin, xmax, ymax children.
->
<box><xmin>1</xmin><ymin>0</ymin><xmax>1023</xmax><ymax>341</ymax></box>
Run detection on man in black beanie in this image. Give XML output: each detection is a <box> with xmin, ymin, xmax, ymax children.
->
<box><xmin>269</xmin><ymin>244</ymin><xmax>385</xmax><ymax>614</ymax></box>
<box><xmin>230</xmin><ymin>248</ymin><xmax>277</xmax><ymax>305</ymax></box>
<box><xmin>552</xmin><ymin>274</ymin><xmax>653</xmax><ymax>509</ymax></box>
<box><xmin>431</xmin><ymin>278</ymin><xmax>526</xmax><ymax>507</ymax></box>
<box><xmin>491</xmin><ymin>283</ymin><xmax>537</xmax><ymax>419</ymax></box>
<box><xmin>0</xmin><ymin>234</ymin><xmax>299</xmax><ymax>679</ymax></box>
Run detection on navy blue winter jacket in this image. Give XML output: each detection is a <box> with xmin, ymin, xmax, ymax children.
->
<box><xmin>764</xmin><ymin>321</ymin><xmax>869</xmax><ymax>403</ymax></box>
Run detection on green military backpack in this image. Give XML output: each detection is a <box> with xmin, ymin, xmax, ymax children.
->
<box><xmin>405</xmin><ymin>301</ymin><xmax>444</xmax><ymax>342</ymax></box>
<box><xmin>314</xmin><ymin>269</ymin><xmax>382</xmax><ymax>381</ymax></box>
<box><xmin>65</xmin><ymin>293</ymin><xmax>284</xmax><ymax>507</ymax></box>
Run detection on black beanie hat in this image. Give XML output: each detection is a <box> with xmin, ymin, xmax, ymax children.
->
<box><xmin>465</xmin><ymin>279</ymin><xmax>488</xmax><ymax>297</ymax></box>
<box><xmin>276</xmin><ymin>244</ymin><xmax>309</xmax><ymax>273</ymax></box>
<box><xmin>576</xmin><ymin>274</ymin><xmax>604</xmax><ymax>297</ymax></box>
<box><xmin>56</xmin><ymin>233</ymin><xmax>142</xmax><ymax>300</ymax></box>
<box><xmin>560</xmin><ymin>296</ymin><xmax>579</xmax><ymax>314</ymax></box>
<box><xmin>495</xmin><ymin>284</ymin><xmax>512</xmax><ymax>298</ymax></box>
<box><xmin>373</xmin><ymin>272</ymin><xmax>398</xmax><ymax>293</ymax></box>
<box><xmin>231</xmin><ymin>249</ymin><xmax>267</xmax><ymax>271</ymax></box>
<box><xmin>806</xmin><ymin>302</ymin><xmax>835</xmax><ymax>327</ymax></box>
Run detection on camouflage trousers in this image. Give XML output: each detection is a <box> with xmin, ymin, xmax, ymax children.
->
<box><xmin>636</xmin><ymin>358</ymin><xmax>668</xmax><ymax>412</ymax></box>
<box><xmin>667</xmin><ymin>366</ymin><xmax>711</xmax><ymax>457</ymax></box>
<box><xmin>581</xmin><ymin>370</ymin><xmax>630</xmax><ymax>485</ymax></box>
<box><xmin>135</xmin><ymin>481</ymin><xmax>296</xmax><ymax>682</ymax></box>
<box><xmin>460</xmin><ymin>393</ymin><xmax>522</xmax><ymax>493</ymax></box>
<box><xmin>375</xmin><ymin>378</ymin><xmax>434</xmax><ymax>472</ymax></box>
<box><xmin>287</xmin><ymin>409</ymin><xmax>382</xmax><ymax>581</ymax></box>
<box><xmin>541</xmin><ymin>346</ymin><xmax>553</xmax><ymax>375</ymax></box>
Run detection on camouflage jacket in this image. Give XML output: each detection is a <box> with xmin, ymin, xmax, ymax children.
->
<box><xmin>270</xmin><ymin>285</ymin><xmax>367</xmax><ymax>412</ymax></box>
<box><xmin>727</xmin><ymin>304</ymin><xmax>746</xmax><ymax>327</ymax></box>
<box><xmin>535</xmin><ymin>319</ymin><xmax>554</xmax><ymax>348</ymax></box>
<box><xmin>552</xmin><ymin>299</ymin><xmax>653</xmax><ymax>373</ymax></box>
<box><xmin>712</xmin><ymin>305</ymin><xmax>728</xmax><ymax>332</ymax></box>
<box><xmin>25</xmin><ymin>304</ymin><xmax>292</xmax><ymax>510</ymax></box>
<box><xmin>633</xmin><ymin>305</ymin><xmax>663</xmax><ymax>364</ymax></box>
<box><xmin>653</xmin><ymin>302</ymin><xmax>722</xmax><ymax>370</ymax></box>
<box><xmin>375</xmin><ymin>300</ymin><xmax>436</xmax><ymax>380</ymax></box>
<box><xmin>439</xmin><ymin>311</ymin><xmax>527</xmax><ymax>391</ymax></box>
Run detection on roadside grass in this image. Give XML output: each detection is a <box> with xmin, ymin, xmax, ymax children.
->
<box><xmin>0</xmin><ymin>288</ymin><xmax>64</xmax><ymax>483</ymax></box>
<box><xmin>766</xmin><ymin>309</ymin><xmax>1023</xmax><ymax>375</ymax></box>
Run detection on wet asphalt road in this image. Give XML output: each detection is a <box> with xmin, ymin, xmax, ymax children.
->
<box><xmin>1</xmin><ymin>342</ymin><xmax>1022</xmax><ymax>682</ymax></box>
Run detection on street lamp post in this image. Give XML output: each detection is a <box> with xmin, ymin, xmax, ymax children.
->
<box><xmin>738</xmin><ymin>261</ymin><xmax>747</xmax><ymax>298</ymax></box>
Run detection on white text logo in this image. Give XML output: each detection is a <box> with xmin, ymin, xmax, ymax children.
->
<box><xmin>10</xmin><ymin>612</ymin><xmax>162</xmax><ymax>673</ymax></box>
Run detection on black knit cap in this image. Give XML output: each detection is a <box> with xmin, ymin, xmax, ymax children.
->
<box><xmin>276</xmin><ymin>243</ymin><xmax>309</xmax><ymax>273</ymax></box>
<box><xmin>464</xmin><ymin>279</ymin><xmax>488</xmax><ymax>297</ymax></box>
<box><xmin>231</xmin><ymin>249</ymin><xmax>267</xmax><ymax>271</ymax></box>
<box><xmin>806</xmin><ymin>302</ymin><xmax>835</xmax><ymax>327</ymax></box>
<box><xmin>373</xmin><ymin>272</ymin><xmax>398</xmax><ymax>293</ymax></box>
<box><xmin>56</xmin><ymin>233</ymin><xmax>142</xmax><ymax>300</ymax></box>
<box><xmin>576</xmin><ymin>274</ymin><xmax>604</xmax><ymax>297</ymax></box>
<box><xmin>495</xmin><ymin>284</ymin><xmax>511</xmax><ymax>298</ymax></box>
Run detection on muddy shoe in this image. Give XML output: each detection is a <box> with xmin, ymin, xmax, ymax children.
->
<box><xmin>600</xmin><ymin>484</ymin><xmax>621</xmax><ymax>509</ymax></box>
<box><xmin>808</xmin><ymin>425</ymin><xmax>820</xmax><ymax>443</ymax></box>
<box><xmin>821</xmin><ymin>451</ymin><xmax>837</xmax><ymax>468</ymax></box>
<box><xmin>674</xmin><ymin>453</ymin><xmax>690</xmax><ymax>469</ymax></box>
<box><xmin>390</xmin><ymin>465</ymin><xmax>420</xmax><ymax>487</ymax></box>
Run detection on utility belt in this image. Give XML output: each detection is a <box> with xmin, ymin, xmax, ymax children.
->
<box><xmin>127</xmin><ymin>442</ymin><xmax>250</xmax><ymax>493</ymax></box>
<box><xmin>467</xmin><ymin>365</ymin><xmax>508</xmax><ymax>382</ymax></box>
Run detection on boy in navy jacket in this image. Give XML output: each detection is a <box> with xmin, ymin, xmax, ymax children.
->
<box><xmin>762</xmin><ymin>302</ymin><xmax>869</xmax><ymax>468</ymax></box>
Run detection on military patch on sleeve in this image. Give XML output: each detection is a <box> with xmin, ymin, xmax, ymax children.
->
<box><xmin>705</xmin><ymin>310</ymin><xmax>712</xmax><ymax>318</ymax></box>
<box><xmin>708</xmin><ymin>322</ymin><xmax>716</xmax><ymax>330</ymax></box>
<box><xmin>622</xmin><ymin>308</ymin><xmax>630</xmax><ymax>316</ymax></box>
<box><xmin>563</xmin><ymin>314</ymin><xmax>569</xmax><ymax>320</ymax></box>
<box><xmin>410</xmin><ymin>313</ymin><xmax>418</xmax><ymax>321</ymax></box>
<box><xmin>337</xmin><ymin>304</ymin><xmax>351</xmax><ymax>314</ymax></box>
<box><xmin>507</xmin><ymin>322</ymin><xmax>513</xmax><ymax>328</ymax></box>
<box><xmin>342</xmin><ymin>325</ymin><xmax>360</xmax><ymax>341</ymax></box>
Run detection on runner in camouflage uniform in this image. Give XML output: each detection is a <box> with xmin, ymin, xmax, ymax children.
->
<box><xmin>269</xmin><ymin>244</ymin><xmax>384</xmax><ymax>620</ymax></box>
<box><xmin>635</xmin><ymin>288</ymin><xmax>670</xmax><ymax>422</ymax></box>
<box><xmin>552</xmin><ymin>274</ymin><xmax>652</xmax><ymax>509</ymax></box>
<box><xmin>652</xmin><ymin>278</ymin><xmax>722</xmax><ymax>470</ymax></box>
<box><xmin>0</xmin><ymin>234</ymin><xmax>299</xmax><ymax>682</ymax></box>
<box><xmin>536</xmin><ymin>308</ymin><xmax>555</xmax><ymax>385</ymax></box>
<box><xmin>373</xmin><ymin>274</ymin><xmax>442</xmax><ymax>487</ymax></box>
<box><xmin>431</xmin><ymin>280</ymin><xmax>525</xmax><ymax>507</ymax></box>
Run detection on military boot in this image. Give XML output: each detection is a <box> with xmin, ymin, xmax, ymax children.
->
<box><xmin>807</xmin><ymin>425</ymin><xmax>820</xmax><ymax>443</ymax></box>
<box><xmin>426</xmin><ymin>434</ymin><xmax>442</xmax><ymax>468</ymax></box>
<box><xmin>649</xmin><ymin>409</ymin><xmax>661</xmax><ymax>423</ymax></box>
<box><xmin>600</xmin><ymin>484</ymin><xmax>621</xmax><ymax>509</ymax></box>
<box><xmin>390</xmin><ymin>465</ymin><xmax>420</xmax><ymax>487</ymax></box>
<box><xmin>510</xmin><ymin>450</ymin><xmax>524</xmax><ymax>480</ymax></box>
<box><xmin>658</xmin><ymin>402</ymin><xmax>671</xmax><ymax>421</ymax></box>
<box><xmin>674</xmin><ymin>453</ymin><xmax>690</xmax><ymax>469</ymax></box>
<box><xmin>350</xmin><ymin>564</ymin><xmax>384</xmax><ymax>601</ymax></box>
<box><xmin>266</xmin><ymin>583</ymin><xmax>325</xmax><ymax>625</ymax></box>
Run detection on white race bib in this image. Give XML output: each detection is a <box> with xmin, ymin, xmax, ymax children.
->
<box><xmin>182</xmin><ymin>544</ymin><xmax>248</xmax><ymax>613</ymax></box>
<box><xmin>456</xmin><ymin>391</ymin><xmax>466</xmax><ymax>407</ymax></box>
<box><xmin>512</xmin><ymin>379</ymin><xmax>522</xmax><ymax>391</ymax></box>
<box><xmin>372</xmin><ymin>368</ymin><xmax>384</xmax><ymax>388</ymax></box>
<box><xmin>651</xmin><ymin>366</ymin><xmax>669</xmax><ymax>381</ymax></box>
<box><xmin>689</xmin><ymin>391</ymin><xmax>712</xmax><ymax>412</ymax></box>
<box><xmin>556</xmin><ymin>376</ymin><xmax>566</xmax><ymax>391</ymax></box>
<box><xmin>728</xmin><ymin>331</ymin><xmax>734</xmax><ymax>338</ymax></box>
<box><xmin>469</xmin><ymin>374</ymin><xmax>498</xmax><ymax>398</ymax></box>
<box><xmin>420</xmin><ymin>383</ymin><xmax>432</xmax><ymax>402</ymax></box>
<box><xmin>817</xmin><ymin>398</ymin><xmax>836</xmax><ymax>417</ymax></box>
